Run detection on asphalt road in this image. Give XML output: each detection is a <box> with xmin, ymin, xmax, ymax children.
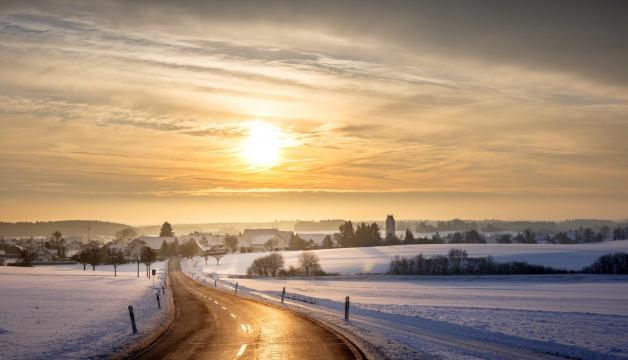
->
<box><xmin>135</xmin><ymin>260</ymin><xmax>363</xmax><ymax>360</ymax></box>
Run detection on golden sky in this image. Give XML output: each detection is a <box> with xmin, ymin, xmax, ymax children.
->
<box><xmin>1</xmin><ymin>1</ymin><xmax>627</xmax><ymax>224</ymax></box>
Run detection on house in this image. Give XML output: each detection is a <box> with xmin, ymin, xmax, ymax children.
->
<box><xmin>240</xmin><ymin>229</ymin><xmax>293</xmax><ymax>252</ymax></box>
<box><xmin>137</xmin><ymin>236</ymin><xmax>177</xmax><ymax>250</ymax></box>
<box><xmin>33</xmin><ymin>247</ymin><xmax>57</xmax><ymax>263</ymax></box>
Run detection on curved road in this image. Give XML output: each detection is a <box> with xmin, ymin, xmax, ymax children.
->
<box><xmin>135</xmin><ymin>260</ymin><xmax>363</xmax><ymax>360</ymax></box>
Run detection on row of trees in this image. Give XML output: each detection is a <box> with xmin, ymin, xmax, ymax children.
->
<box><xmin>336</xmin><ymin>221</ymin><xmax>383</xmax><ymax>248</ymax></box>
<box><xmin>73</xmin><ymin>242</ymin><xmax>157</xmax><ymax>277</ymax></box>
<box><xmin>246</xmin><ymin>251</ymin><xmax>325</xmax><ymax>277</ymax></box>
<box><xmin>388</xmin><ymin>248</ymin><xmax>567</xmax><ymax>276</ymax></box>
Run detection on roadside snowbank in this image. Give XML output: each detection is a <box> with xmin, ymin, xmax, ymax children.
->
<box><xmin>0</xmin><ymin>261</ymin><xmax>170</xmax><ymax>360</ymax></box>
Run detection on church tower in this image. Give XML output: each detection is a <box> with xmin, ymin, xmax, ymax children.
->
<box><xmin>386</xmin><ymin>214</ymin><xmax>396</xmax><ymax>239</ymax></box>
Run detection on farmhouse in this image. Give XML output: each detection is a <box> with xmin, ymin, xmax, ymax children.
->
<box><xmin>240</xmin><ymin>229</ymin><xmax>292</xmax><ymax>252</ymax></box>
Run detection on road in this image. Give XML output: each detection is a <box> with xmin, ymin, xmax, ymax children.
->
<box><xmin>135</xmin><ymin>260</ymin><xmax>363</xmax><ymax>360</ymax></box>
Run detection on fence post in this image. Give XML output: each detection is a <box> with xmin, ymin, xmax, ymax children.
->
<box><xmin>281</xmin><ymin>287</ymin><xmax>286</xmax><ymax>303</ymax></box>
<box><xmin>128</xmin><ymin>306</ymin><xmax>138</xmax><ymax>334</ymax></box>
<box><xmin>344</xmin><ymin>296</ymin><xmax>350</xmax><ymax>321</ymax></box>
<box><xmin>235</xmin><ymin>282</ymin><xmax>238</xmax><ymax>294</ymax></box>
<box><xmin>156</xmin><ymin>292</ymin><xmax>161</xmax><ymax>309</ymax></box>
<box><xmin>162</xmin><ymin>284</ymin><xmax>165</xmax><ymax>295</ymax></box>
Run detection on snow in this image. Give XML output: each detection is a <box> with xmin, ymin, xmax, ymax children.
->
<box><xmin>201</xmin><ymin>241</ymin><xmax>628</xmax><ymax>275</ymax></box>
<box><xmin>183</xmin><ymin>253</ymin><xmax>628</xmax><ymax>360</ymax></box>
<box><xmin>0</xmin><ymin>261</ymin><xmax>171</xmax><ymax>360</ymax></box>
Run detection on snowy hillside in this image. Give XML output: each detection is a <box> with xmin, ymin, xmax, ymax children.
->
<box><xmin>200</xmin><ymin>241</ymin><xmax>628</xmax><ymax>275</ymax></box>
<box><xmin>0</xmin><ymin>262</ymin><xmax>171</xmax><ymax>359</ymax></box>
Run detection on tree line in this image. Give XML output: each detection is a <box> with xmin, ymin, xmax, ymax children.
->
<box><xmin>388</xmin><ymin>248</ymin><xmax>628</xmax><ymax>275</ymax></box>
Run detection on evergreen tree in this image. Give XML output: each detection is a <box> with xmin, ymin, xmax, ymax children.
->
<box><xmin>160</xmin><ymin>240</ymin><xmax>170</xmax><ymax>257</ymax></box>
<box><xmin>336</xmin><ymin>221</ymin><xmax>355</xmax><ymax>247</ymax></box>
<box><xmin>404</xmin><ymin>229</ymin><xmax>415</xmax><ymax>244</ymax></box>
<box><xmin>159</xmin><ymin>222</ymin><xmax>175</xmax><ymax>237</ymax></box>
<box><xmin>321</xmin><ymin>235</ymin><xmax>333</xmax><ymax>248</ymax></box>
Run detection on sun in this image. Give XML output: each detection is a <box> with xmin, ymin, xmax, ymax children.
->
<box><xmin>240</xmin><ymin>121</ymin><xmax>290</xmax><ymax>169</ymax></box>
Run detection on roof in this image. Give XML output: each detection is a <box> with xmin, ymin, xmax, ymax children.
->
<box><xmin>241</xmin><ymin>229</ymin><xmax>293</xmax><ymax>246</ymax></box>
<box><xmin>137</xmin><ymin>236</ymin><xmax>176</xmax><ymax>250</ymax></box>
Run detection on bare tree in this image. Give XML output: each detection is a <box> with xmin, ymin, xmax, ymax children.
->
<box><xmin>298</xmin><ymin>251</ymin><xmax>322</xmax><ymax>276</ymax></box>
<box><xmin>224</xmin><ymin>235</ymin><xmax>239</xmax><ymax>252</ymax></box>
<box><xmin>141</xmin><ymin>246</ymin><xmax>157</xmax><ymax>277</ymax></box>
<box><xmin>107</xmin><ymin>246</ymin><xmax>125</xmax><ymax>276</ymax></box>
<box><xmin>115</xmin><ymin>227</ymin><xmax>138</xmax><ymax>246</ymax></box>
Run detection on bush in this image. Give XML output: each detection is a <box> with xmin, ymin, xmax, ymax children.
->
<box><xmin>247</xmin><ymin>252</ymin><xmax>285</xmax><ymax>277</ymax></box>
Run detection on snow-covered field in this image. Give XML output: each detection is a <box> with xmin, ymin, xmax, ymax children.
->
<box><xmin>0</xmin><ymin>261</ymin><xmax>171</xmax><ymax>360</ymax></box>
<box><xmin>183</xmin><ymin>245</ymin><xmax>628</xmax><ymax>359</ymax></box>
<box><xmin>202</xmin><ymin>241</ymin><xmax>628</xmax><ymax>275</ymax></box>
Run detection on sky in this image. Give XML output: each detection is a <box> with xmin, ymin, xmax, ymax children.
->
<box><xmin>1</xmin><ymin>0</ymin><xmax>627</xmax><ymax>224</ymax></box>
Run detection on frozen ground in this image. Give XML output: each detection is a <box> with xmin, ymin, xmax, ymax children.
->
<box><xmin>200</xmin><ymin>241</ymin><xmax>628</xmax><ymax>275</ymax></box>
<box><xmin>184</xmin><ymin>257</ymin><xmax>628</xmax><ymax>360</ymax></box>
<box><xmin>0</xmin><ymin>261</ymin><xmax>170</xmax><ymax>360</ymax></box>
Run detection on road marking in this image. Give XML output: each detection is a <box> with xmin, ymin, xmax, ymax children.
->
<box><xmin>246</xmin><ymin>324</ymin><xmax>252</xmax><ymax>332</ymax></box>
<box><xmin>236</xmin><ymin>344</ymin><xmax>247</xmax><ymax>358</ymax></box>
<box><xmin>214</xmin><ymin>301</ymin><xmax>218</xmax><ymax>304</ymax></box>
<box><xmin>230</xmin><ymin>313</ymin><xmax>236</xmax><ymax>318</ymax></box>
<box><xmin>240</xmin><ymin>324</ymin><xmax>246</xmax><ymax>331</ymax></box>
<box><xmin>221</xmin><ymin>306</ymin><xmax>227</xmax><ymax>310</ymax></box>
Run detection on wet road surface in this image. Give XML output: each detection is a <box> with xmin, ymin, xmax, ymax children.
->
<box><xmin>135</xmin><ymin>260</ymin><xmax>362</xmax><ymax>360</ymax></box>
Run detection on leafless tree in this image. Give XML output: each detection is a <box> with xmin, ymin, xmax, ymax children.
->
<box><xmin>107</xmin><ymin>246</ymin><xmax>125</xmax><ymax>276</ymax></box>
<box><xmin>298</xmin><ymin>251</ymin><xmax>322</xmax><ymax>276</ymax></box>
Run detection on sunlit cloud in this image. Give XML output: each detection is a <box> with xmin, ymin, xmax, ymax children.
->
<box><xmin>0</xmin><ymin>1</ymin><xmax>627</xmax><ymax>222</ymax></box>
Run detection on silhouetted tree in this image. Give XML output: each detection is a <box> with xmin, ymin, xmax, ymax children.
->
<box><xmin>404</xmin><ymin>229</ymin><xmax>415</xmax><ymax>244</ymax></box>
<box><xmin>321</xmin><ymin>235</ymin><xmax>333</xmax><ymax>249</ymax></box>
<box><xmin>159</xmin><ymin>222</ymin><xmax>175</xmax><ymax>237</ymax></box>
<box><xmin>107</xmin><ymin>246</ymin><xmax>125</xmax><ymax>276</ymax></box>
<box><xmin>336</xmin><ymin>221</ymin><xmax>355</xmax><ymax>247</ymax></box>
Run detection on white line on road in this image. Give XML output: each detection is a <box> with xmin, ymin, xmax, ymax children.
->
<box><xmin>236</xmin><ymin>344</ymin><xmax>247</xmax><ymax>358</ymax></box>
<box><xmin>221</xmin><ymin>306</ymin><xmax>227</xmax><ymax>310</ymax></box>
<box><xmin>214</xmin><ymin>301</ymin><xmax>218</xmax><ymax>304</ymax></box>
<box><xmin>230</xmin><ymin>313</ymin><xmax>236</xmax><ymax>318</ymax></box>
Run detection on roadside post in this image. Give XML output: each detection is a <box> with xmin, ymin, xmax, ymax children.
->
<box><xmin>235</xmin><ymin>282</ymin><xmax>238</xmax><ymax>294</ymax></box>
<box><xmin>344</xmin><ymin>296</ymin><xmax>350</xmax><ymax>321</ymax></box>
<box><xmin>215</xmin><ymin>279</ymin><xmax>217</xmax><ymax>287</ymax></box>
<box><xmin>156</xmin><ymin>292</ymin><xmax>161</xmax><ymax>309</ymax></box>
<box><xmin>152</xmin><ymin>269</ymin><xmax>156</xmax><ymax>288</ymax></box>
<box><xmin>281</xmin><ymin>287</ymin><xmax>286</xmax><ymax>303</ymax></box>
<box><xmin>162</xmin><ymin>284</ymin><xmax>165</xmax><ymax>295</ymax></box>
<box><xmin>128</xmin><ymin>306</ymin><xmax>138</xmax><ymax>334</ymax></box>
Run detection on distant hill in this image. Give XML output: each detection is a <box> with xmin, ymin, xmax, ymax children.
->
<box><xmin>0</xmin><ymin>220</ymin><xmax>131</xmax><ymax>239</ymax></box>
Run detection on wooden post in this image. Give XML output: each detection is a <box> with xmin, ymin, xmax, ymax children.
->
<box><xmin>128</xmin><ymin>306</ymin><xmax>138</xmax><ymax>334</ymax></box>
<box><xmin>235</xmin><ymin>282</ymin><xmax>238</xmax><ymax>294</ymax></box>
<box><xmin>281</xmin><ymin>287</ymin><xmax>286</xmax><ymax>303</ymax></box>
<box><xmin>344</xmin><ymin>296</ymin><xmax>350</xmax><ymax>321</ymax></box>
<box><xmin>156</xmin><ymin>292</ymin><xmax>161</xmax><ymax>309</ymax></box>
